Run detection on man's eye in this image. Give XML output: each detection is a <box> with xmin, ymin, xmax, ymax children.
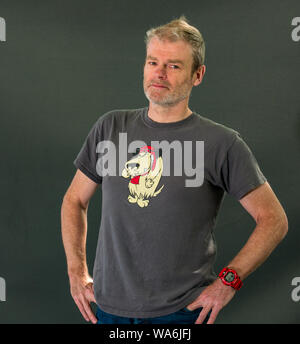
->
<box><xmin>148</xmin><ymin>61</ymin><xmax>156</xmax><ymax>66</ymax></box>
<box><xmin>170</xmin><ymin>65</ymin><xmax>179</xmax><ymax>69</ymax></box>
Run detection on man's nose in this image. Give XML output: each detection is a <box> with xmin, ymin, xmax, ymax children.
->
<box><xmin>156</xmin><ymin>65</ymin><xmax>167</xmax><ymax>80</ymax></box>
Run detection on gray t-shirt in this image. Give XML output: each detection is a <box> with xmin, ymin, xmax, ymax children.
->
<box><xmin>73</xmin><ymin>107</ymin><xmax>267</xmax><ymax>318</ymax></box>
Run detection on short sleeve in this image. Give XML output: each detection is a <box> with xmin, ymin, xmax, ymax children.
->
<box><xmin>218</xmin><ymin>133</ymin><xmax>267</xmax><ymax>200</ymax></box>
<box><xmin>73</xmin><ymin>118</ymin><xmax>103</xmax><ymax>184</ymax></box>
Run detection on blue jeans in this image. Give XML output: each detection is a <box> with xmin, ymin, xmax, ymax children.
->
<box><xmin>96</xmin><ymin>305</ymin><xmax>211</xmax><ymax>324</ymax></box>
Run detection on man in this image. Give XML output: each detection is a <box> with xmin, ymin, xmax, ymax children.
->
<box><xmin>61</xmin><ymin>16</ymin><xmax>288</xmax><ymax>324</ymax></box>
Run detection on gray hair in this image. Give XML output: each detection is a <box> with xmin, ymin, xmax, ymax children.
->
<box><xmin>145</xmin><ymin>16</ymin><xmax>205</xmax><ymax>76</ymax></box>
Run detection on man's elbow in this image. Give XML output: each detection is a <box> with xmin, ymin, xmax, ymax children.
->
<box><xmin>259</xmin><ymin>209</ymin><xmax>288</xmax><ymax>241</ymax></box>
<box><xmin>271</xmin><ymin>210</ymin><xmax>288</xmax><ymax>241</ymax></box>
<box><xmin>279</xmin><ymin>212</ymin><xmax>289</xmax><ymax>239</ymax></box>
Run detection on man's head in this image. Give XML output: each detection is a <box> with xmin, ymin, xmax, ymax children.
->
<box><xmin>143</xmin><ymin>16</ymin><xmax>206</xmax><ymax>107</ymax></box>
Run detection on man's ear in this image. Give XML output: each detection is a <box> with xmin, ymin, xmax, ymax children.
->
<box><xmin>193</xmin><ymin>64</ymin><xmax>206</xmax><ymax>86</ymax></box>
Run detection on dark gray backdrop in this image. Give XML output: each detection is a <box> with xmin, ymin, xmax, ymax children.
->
<box><xmin>0</xmin><ymin>0</ymin><xmax>299</xmax><ymax>323</ymax></box>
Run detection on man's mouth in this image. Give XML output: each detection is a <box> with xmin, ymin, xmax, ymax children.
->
<box><xmin>151</xmin><ymin>83</ymin><xmax>168</xmax><ymax>89</ymax></box>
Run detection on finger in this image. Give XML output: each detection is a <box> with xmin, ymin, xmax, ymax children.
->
<box><xmin>85</xmin><ymin>284</ymin><xmax>97</xmax><ymax>303</ymax></box>
<box><xmin>206</xmin><ymin>306</ymin><xmax>221</xmax><ymax>324</ymax></box>
<box><xmin>195</xmin><ymin>306</ymin><xmax>211</xmax><ymax>324</ymax></box>
<box><xmin>186</xmin><ymin>301</ymin><xmax>202</xmax><ymax>311</ymax></box>
<box><xmin>74</xmin><ymin>298</ymin><xmax>90</xmax><ymax>322</ymax></box>
<box><xmin>81</xmin><ymin>296</ymin><xmax>97</xmax><ymax>324</ymax></box>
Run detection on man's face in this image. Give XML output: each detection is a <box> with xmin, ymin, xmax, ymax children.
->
<box><xmin>143</xmin><ymin>37</ymin><xmax>199</xmax><ymax>107</ymax></box>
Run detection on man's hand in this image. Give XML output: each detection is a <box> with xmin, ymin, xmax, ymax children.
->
<box><xmin>69</xmin><ymin>275</ymin><xmax>97</xmax><ymax>324</ymax></box>
<box><xmin>186</xmin><ymin>278</ymin><xmax>236</xmax><ymax>324</ymax></box>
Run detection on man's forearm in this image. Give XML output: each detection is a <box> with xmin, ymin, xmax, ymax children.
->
<box><xmin>61</xmin><ymin>195</ymin><xmax>89</xmax><ymax>279</ymax></box>
<box><xmin>227</xmin><ymin>215</ymin><xmax>288</xmax><ymax>280</ymax></box>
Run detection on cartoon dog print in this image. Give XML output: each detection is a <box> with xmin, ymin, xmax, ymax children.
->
<box><xmin>121</xmin><ymin>145</ymin><xmax>164</xmax><ymax>208</ymax></box>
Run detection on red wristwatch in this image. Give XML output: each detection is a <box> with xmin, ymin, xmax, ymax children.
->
<box><xmin>218</xmin><ymin>267</ymin><xmax>243</xmax><ymax>290</ymax></box>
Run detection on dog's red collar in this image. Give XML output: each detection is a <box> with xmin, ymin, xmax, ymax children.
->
<box><xmin>130</xmin><ymin>175</ymin><xmax>140</xmax><ymax>184</ymax></box>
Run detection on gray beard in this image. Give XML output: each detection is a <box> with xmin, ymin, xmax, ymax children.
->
<box><xmin>143</xmin><ymin>85</ymin><xmax>192</xmax><ymax>107</ymax></box>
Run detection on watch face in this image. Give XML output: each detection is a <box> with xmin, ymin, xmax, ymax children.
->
<box><xmin>224</xmin><ymin>272</ymin><xmax>235</xmax><ymax>282</ymax></box>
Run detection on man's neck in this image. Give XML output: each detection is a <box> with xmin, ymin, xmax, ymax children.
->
<box><xmin>147</xmin><ymin>102</ymin><xmax>192</xmax><ymax>123</ymax></box>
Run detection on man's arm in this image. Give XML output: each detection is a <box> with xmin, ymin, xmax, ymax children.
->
<box><xmin>187</xmin><ymin>181</ymin><xmax>288</xmax><ymax>324</ymax></box>
<box><xmin>61</xmin><ymin>169</ymin><xmax>100</xmax><ymax>324</ymax></box>
<box><xmin>227</xmin><ymin>181</ymin><xmax>288</xmax><ymax>279</ymax></box>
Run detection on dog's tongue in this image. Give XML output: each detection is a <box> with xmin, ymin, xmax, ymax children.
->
<box><xmin>130</xmin><ymin>175</ymin><xmax>140</xmax><ymax>184</ymax></box>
